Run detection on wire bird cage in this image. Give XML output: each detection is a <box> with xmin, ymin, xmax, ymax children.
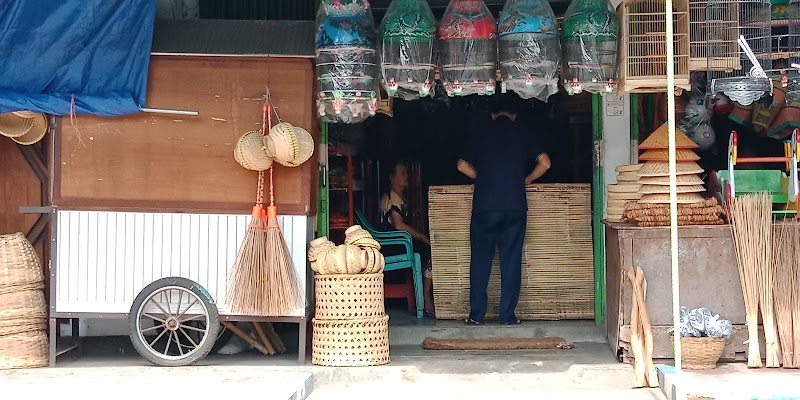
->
<box><xmin>689</xmin><ymin>0</ymin><xmax>741</xmax><ymax>71</ymax></box>
<box><xmin>707</xmin><ymin>0</ymin><xmax>773</xmax><ymax>106</ymax></box>
<box><xmin>379</xmin><ymin>0</ymin><xmax>438</xmax><ymax>100</ymax></box>
<box><xmin>787</xmin><ymin>0</ymin><xmax>800</xmax><ymax>103</ymax></box>
<box><xmin>619</xmin><ymin>0</ymin><xmax>691</xmax><ymax>93</ymax></box>
<box><xmin>497</xmin><ymin>0</ymin><xmax>562</xmax><ymax>102</ymax></box>
<box><xmin>315</xmin><ymin>0</ymin><xmax>380</xmax><ymax>124</ymax></box>
<box><xmin>437</xmin><ymin>0</ymin><xmax>498</xmax><ymax>97</ymax></box>
<box><xmin>560</xmin><ymin>0</ymin><xmax>620</xmax><ymax>95</ymax></box>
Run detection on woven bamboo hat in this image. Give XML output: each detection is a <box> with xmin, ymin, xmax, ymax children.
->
<box><xmin>0</xmin><ymin>111</ymin><xmax>47</xmax><ymax>143</ymax></box>
<box><xmin>265</xmin><ymin>123</ymin><xmax>315</xmax><ymax>167</ymax></box>
<box><xmin>638</xmin><ymin>193</ymin><xmax>705</xmax><ymax>204</ymax></box>
<box><xmin>638</xmin><ymin>161</ymin><xmax>704</xmax><ymax>177</ymax></box>
<box><xmin>639</xmin><ymin>123</ymin><xmax>699</xmax><ymax>150</ymax></box>
<box><xmin>639</xmin><ymin>184</ymin><xmax>705</xmax><ymax>194</ymax></box>
<box><xmin>234</xmin><ymin>131</ymin><xmax>273</xmax><ymax>171</ymax></box>
<box><xmin>9</xmin><ymin>112</ymin><xmax>48</xmax><ymax>145</ymax></box>
<box><xmin>639</xmin><ymin>149</ymin><xmax>700</xmax><ymax>162</ymax></box>
<box><xmin>638</xmin><ymin>174</ymin><xmax>704</xmax><ymax>185</ymax></box>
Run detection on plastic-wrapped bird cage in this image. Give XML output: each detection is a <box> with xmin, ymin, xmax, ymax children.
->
<box><xmin>437</xmin><ymin>0</ymin><xmax>498</xmax><ymax>97</ymax></box>
<box><xmin>497</xmin><ymin>0</ymin><xmax>561</xmax><ymax>102</ymax></box>
<box><xmin>315</xmin><ymin>0</ymin><xmax>379</xmax><ymax>124</ymax></box>
<box><xmin>619</xmin><ymin>0</ymin><xmax>691</xmax><ymax>93</ymax></box>
<box><xmin>787</xmin><ymin>0</ymin><xmax>800</xmax><ymax>103</ymax></box>
<box><xmin>379</xmin><ymin>0</ymin><xmax>437</xmax><ymax>100</ymax></box>
<box><xmin>707</xmin><ymin>0</ymin><xmax>773</xmax><ymax>106</ymax></box>
<box><xmin>561</xmin><ymin>0</ymin><xmax>621</xmax><ymax>95</ymax></box>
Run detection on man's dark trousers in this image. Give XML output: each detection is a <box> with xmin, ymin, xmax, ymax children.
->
<box><xmin>468</xmin><ymin>209</ymin><xmax>526</xmax><ymax>323</ymax></box>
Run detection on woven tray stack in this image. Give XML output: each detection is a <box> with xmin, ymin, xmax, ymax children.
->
<box><xmin>0</xmin><ymin>233</ymin><xmax>48</xmax><ymax>370</ymax></box>
<box><xmin>308</xmin><ymin>227</ymin><xmax>390</xmax><ymax>367</ymax></box>
<box><xmin>607</xmin><ymin>164</ymin><xmax>644</xmax><ymax>222</ymax></box>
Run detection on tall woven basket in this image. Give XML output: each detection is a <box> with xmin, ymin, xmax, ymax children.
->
<box><xmin>314</xmin><ymin>274</ymin><xmax>385</xmax><ymax>320</ymax></box>
<box><xmin>673</xmin><ymin>336</ymin><xmax>726</xmax><ymax>370</ymax></box>
<box><xmin>312</xmin><ymin>316</ymin><xmax>390</xmax><ymax>367</ymax></box>
<box><xmin>0</xmin><ymin>233</ymin><xmax>49</xmax><ymax>369</ymax></box>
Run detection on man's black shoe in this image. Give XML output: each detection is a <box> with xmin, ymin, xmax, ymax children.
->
<box><xmin>464</xmin><ymin>318</ymin><xmax>483</xmax><ymax>325</ymax></box>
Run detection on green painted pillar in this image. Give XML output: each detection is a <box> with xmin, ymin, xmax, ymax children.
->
<box><xmin>592</xmin><ymin>94</ymin><xmax>606</xmax><ymax>327</ymax></box>
<box><xmin>630</xmin><ymin>94</ymin><xmax>640</xmax><ymax>163</ymax></box>
<box><xmin>317</xmin><ymin>120</ymin><xmax>329</xmax><ymax>237</ymax></box>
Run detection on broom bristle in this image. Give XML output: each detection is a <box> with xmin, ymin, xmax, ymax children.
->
<box><xmin>262</xmin><ymin>216</ymin><xmax>304</xmax><ymax>316</ymax></box>
<box><xmin>793</xmin><ymin>221</ymin><xmax>800</xmax><ymax>368</ymax></box>
<box><xmin>773</xmin><ymin>223</ymin><xmax>795</xmax><ymax>368</ymax></box>
<box><xmin>226</xmin><ymin>217</ymin><xmax>268</xmax><ymax>315</ymax></box>
<box><xmin>731</xmin><ymin>193</ymin><xmax>772</xmax><ymax>368</ymax></box>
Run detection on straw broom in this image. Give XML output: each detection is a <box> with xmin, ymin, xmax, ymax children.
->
<box><xmin>794</xmin><ymin>222</ymin><xmax>800</xmax><ymax>368</ymax></box>
<box><xmin>226</xmin><ymin>172</ymin><xmax>268</xmax><ymax>315</ymax></box>
<box><xmin>756</xmin><ymin>201</ymin><xmax>779</xmax><ymax>368</ymax></box>
<box><xmin>262</xmin><ymin>166</ymin><xmax>304</xmax><ymax>316</ymax></box>
<box><xmin>730</xmin><ymin>193</ymin><xmax>771</xmax><ymax>368</ymax></box>
<box><xmin>774</xmin><ymin>222</ymin><xmax>797</xmax><ymax>368</ymax></box>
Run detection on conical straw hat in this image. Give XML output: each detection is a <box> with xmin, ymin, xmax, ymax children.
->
<box><xmin>11</xmin><ymin>112</ymin><xmax>48</xmax><ymax>145</ymax></box>
<box><xmin>639</xmin><ymin>123</ymin><xmax>699</xmax><ymax>150</ymax></box>
<box><xmin>638</xmin><ymin>193</ymin><xmax>705</xmax><ymax>204</ymax></box>
<box><xmin>639</xmin><ymin>184</ymin><xmax>705</xmax><ymax>194</ymax></box>
<box><xmin>0</xmin><ymin>111</ymin><xmax>37</xmax><ymax>138</ymax></box>
<box><xmin>616</xmin><ymin>164</ymin><xmax>643</xmax><ymax>173</ymax></box>
<box><xmin>638</xmin><ymin>161</ymin><xmax>704</xmax><ymax>177</ymax></box>
<box><xmin>639</xmin><ymin>149</ymin><xmax>700</xmax><ymax>162</ymax></box>
<box><xmin>638</xmin><ymin>174</ymin><xmax>704</xmax><ymax>185</ymax></box>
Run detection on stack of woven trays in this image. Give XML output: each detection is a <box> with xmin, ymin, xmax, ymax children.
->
<box><xmin>308</xmin><ymin>227</ymin><xmax>390</xmax><ymax>367</ymax></box>
<box><xmin>607</xmin><ymin>164</ymin><xmax>644</xmax><ymax>222</ymax></box>
<box><xmin>0</xmin><ymin>233</ymin><xmax>48</xmax><ymax>369</ymax></box>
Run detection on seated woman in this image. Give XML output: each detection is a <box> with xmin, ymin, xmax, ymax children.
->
<box><xmin>379</xmin><ymin>161</ymin><xmax>435</xmax><ymax>318</ymax></box>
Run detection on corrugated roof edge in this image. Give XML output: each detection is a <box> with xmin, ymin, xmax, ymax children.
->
<box><xmin>151</xmin><ymin>19</ymin><xmax>316</xmax><ymax>58</ymax></box>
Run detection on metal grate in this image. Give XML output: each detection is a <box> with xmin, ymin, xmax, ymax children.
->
<box><xmin>690</xmin><ymin>0</ymin><xmax>741</xmax><ymax>71</ymax></box>
<box><xmin>620</xmin><ymin>0</ymin><xmax>691</xmax><ymax>93</ymax></box>
<box><xmin>706</xmin><ymin>0</ymin><xmax>771</xmax><ymax>81</ymax></box>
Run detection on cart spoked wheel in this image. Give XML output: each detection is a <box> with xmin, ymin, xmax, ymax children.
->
<box><xmin>128</xmin><ymin>277</ymin><xmax>220</xmax><ymax>367</ymax></box>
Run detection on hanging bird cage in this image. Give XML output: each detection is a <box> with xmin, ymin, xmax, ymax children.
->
<box><xmin>315</xmin><ymin>0</ymin><xmax>379</xmax><ymax>124</ymax></box>
<box><xmin>437</xmin><ymin>0</ymin><xmax>498</xmax><ymax>97</ymax></box>
<box><xmin>689</xmin><ymin>0</ymin><xmax>741</xmax><ymax>70</ymax></box>
<box><xmin>786</xmin><ymin>0</ymin><xmax>800</xmax><ymax>103</ymax></box>
<box><xmin>497</xmin><ymin>0</ymin><xmax>561</xmax><ymax>102</ymax></box>
<box><xmin>619</xmin><ymin>0</ymin><xmax>691</xmax><ymax>93</ymax></box>
<box><xmin>707</xmin><ymin>0</ymin><xmax>773</xmax><ymax>106</ymax></box>
<box><xmin>561</xmin><ymin>0</ymin><xmax>620</xmax><ymax>95</ymax></box>
<box><xmin>379</xmin><ymin>0</ymin><xmax>438</xmax><ymax>100</ymax></box>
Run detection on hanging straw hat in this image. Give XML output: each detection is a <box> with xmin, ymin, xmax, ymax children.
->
<box><xmin>639</xmin><ymin>149</ymin><xmax>700</xmax><ymax>162</ymax></box>
<box><xmin>234</xmin><ymin>130</ymin><xmax>273</xmax><ymax>171</ymax></box>
<box><xmin>639</xmin><ymin>123</ymin><xmax>700</xmax><ymax>150</ymax></box>
<box><xmin>10</xmin><ymin>112</ymin><xmax>49</xmax><ymax>145</ymax></box>
<box><xmin>0</xmin><ymin>111</ymin><xmax>42</xmax><ymax>139</ymax></box>
<box><xmin>638</xmin><ymin>161</ymin><xmax>704</xmax><ymax>177</ymax></box>
<box><xmin>265</xmin><ymin>123</ymin><xmax>315</xmax><ymax>167</ymax></box>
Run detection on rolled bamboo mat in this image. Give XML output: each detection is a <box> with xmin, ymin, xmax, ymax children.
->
<box><xmin>428</xmin><ymin>185</ymin><xmax>594</xmax><ymax>320</ymax></box>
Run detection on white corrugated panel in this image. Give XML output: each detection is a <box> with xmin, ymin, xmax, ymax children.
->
<box><xmin>55</xmin><ymin>211</ymin><xmax>310</xmax><ymax>317</ymax></box>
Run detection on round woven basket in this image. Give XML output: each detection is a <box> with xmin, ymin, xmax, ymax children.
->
<box><xmin>11</xmin><ymin>112</ymin><xmax>48</xmax><ymax>145</ymax></box>
<box><xmin>0</xmin><ymin>112</ymin><xmax>36</xmax><ymax>138</ymax></box>
<box><xmin>0</xmin><ymin>318</ymin><xmax>47</xmax><ymax>336</ymax></box>
<box><xmin>0</xmin><ymin>330</ymin><xmax>48</xmax><ymax>370</ymax></box>
<box><xmin>0</xmin><ymin>233</ymin><xmax>44</xmax><ymax>295</ymax></box>
<box><xmin>312</xmin><ymin>315</ymin><xmax>390</xmax><ymax>367</ymax></box>
<box><xmin>0</xmin><ymin>289</ymin><xmax>46</xmax><ymax>321</ymax></box>
<box><xmin>234</xmin><ymin>131</ymin><xmax>273</xmax><ymax>171</ymax></box>
<box><xmin>672</xmin><ymin>336</ymin><xmax>726</xmax><ymax>370</ymax></box>
<box><xmin>314</xmin><ymin>274</ymin><xmax>385</xmax><ymax>320</ymax></box>
<box><xmin>265</xmin><ymin>123</ymin><xmax>315</xmax><ymax>167</ymax></box>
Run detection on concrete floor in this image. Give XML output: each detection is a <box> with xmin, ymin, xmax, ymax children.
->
<box><xmin>659</xmin><ymin>364</ymin><xmax>800</xmax><ymax>400</ymax></box>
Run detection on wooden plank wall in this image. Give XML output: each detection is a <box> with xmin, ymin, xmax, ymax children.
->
<box><xmin>55</xmin><ymin>56</ymin><xmax>318</xmax><ymax>215</ymax></box>
<box><xmin>0</xmin><ymin>140</ymin><xmax>41</xmax><ymax>235</ymax></box>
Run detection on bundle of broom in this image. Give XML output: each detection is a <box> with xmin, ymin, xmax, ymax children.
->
<box><xmin>731</xmin><ymin>192</ymin><xmax>779</xmax><ymax>367</ymax></box>
<box><xmin>774</xmin><ymin>222</ymin><xmax>800</xmax><ymax>368</ymax></box>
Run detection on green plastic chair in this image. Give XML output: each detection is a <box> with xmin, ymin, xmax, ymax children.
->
<box><xmin>354</xmin><ymin>209</ymin><xmax>423</xmax><ymax>318</ymax></box>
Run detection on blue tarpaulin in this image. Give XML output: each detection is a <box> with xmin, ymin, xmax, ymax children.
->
<box><xmin>0</xmin><ymin>0</ymin><xmax>156</xmax><ymax>116</ymax></box>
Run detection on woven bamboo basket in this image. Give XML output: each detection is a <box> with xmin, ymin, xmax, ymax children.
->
<box><xmin>0</xmin><ymin>319</ymin><xmax>47</xmax><ymax>336</ymax></box>
<box><xmin>0</xmin><ymin>289</ymin><xmax>46</xmax><ymax>321</ymax></box>
<box><xmin>312</xmin><ymin>316</ymin><xmax>390</xmax><ymax>367</ymax></box>
<box><xmin>314</xmin><ymin>274</ymin><xmax>385</xmax><ymax>320</ymax></box>
<box><xmin>672</xmin><ymin>336</ymin><xmax>726</xmax><ymax>370</ymax></box>
<box><xmin>265</xmin><ymin>123</ymin><xmax>315</xmax><ymax>168</ymax></box>
<box><xmin>0</xmin><ymin>233</ymin><xmax>43</xmax><ymax>295</ymax></box>
<box><xmin>0</xmin><ymin>330</ymin><xmax>48</xmax><ymax>370</ymax></box>
<box><xmin>234</xmin><ymin>130</ymin><xmax>273</xmax><ymax>171</ymax></box>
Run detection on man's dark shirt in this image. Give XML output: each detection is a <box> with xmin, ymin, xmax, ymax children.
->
<box><xmin>460</xmin><ymin>115</ymin><xmax>542</xmax><ymax>213</ymax></box>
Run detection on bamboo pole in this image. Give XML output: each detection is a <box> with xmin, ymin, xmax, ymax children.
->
<box><xmin>665</xmin><ymin>0</ymin><xmax>682</xmax><ymax>374</ymax></box>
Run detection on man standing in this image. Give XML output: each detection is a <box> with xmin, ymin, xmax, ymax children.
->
<box><xmin>457</xmin><ymin>96</ymin><xmax>551</xmax><ymax>325</ymax></box>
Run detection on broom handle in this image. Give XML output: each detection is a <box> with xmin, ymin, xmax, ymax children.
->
<box><xmin>269</xmin><ymin>166</ymin><xmax>275</xmax><ymax>207</ymax></box>
<box><xmin>256</xmin><ymin>171</ymin><xmax>264</xmax><ymax>205</ymax></box>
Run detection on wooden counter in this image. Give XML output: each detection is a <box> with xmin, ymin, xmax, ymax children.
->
<box><xmin>605</xmin><ymin>222</ymin><xmax>760</xmax><ymax>362</ymax></box>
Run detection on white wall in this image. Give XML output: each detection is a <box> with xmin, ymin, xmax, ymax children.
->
<box><xmin>602</xmin><ymin>95</ymin><xmax>633</xmax><ymax>216</ymax></box>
